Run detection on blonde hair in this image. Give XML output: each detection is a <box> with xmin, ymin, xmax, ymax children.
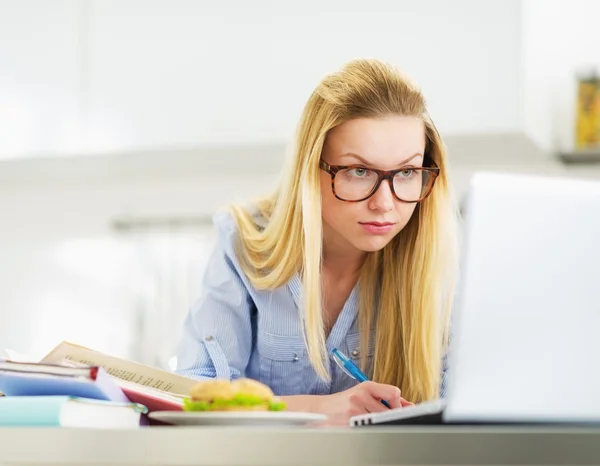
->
<box><xmin>229</xmin><ymin>58</ymin><xmax>458</xmax><ymax>402</ymax></box>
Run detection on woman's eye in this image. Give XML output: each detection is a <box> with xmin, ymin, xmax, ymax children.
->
<box><xmin>399</xmin><ymin>169</ymin><xmax>414</xmax><ymax>177</ymax></box>
<box><xmin>351</xmin><ymin>168</ymin><xmax>368</xmax><ymax>177</ymax></box>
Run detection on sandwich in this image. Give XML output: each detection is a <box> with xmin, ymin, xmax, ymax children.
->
<box><xmin>183</xmin><ymin>378</ymin><xmax>286</xmax><ymax>412</ymax></box>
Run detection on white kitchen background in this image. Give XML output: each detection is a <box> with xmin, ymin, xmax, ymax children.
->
<box><xmin>1</xmin><ymin>0</ymin><xmax>599</xmax><ymax>369</ymax></box>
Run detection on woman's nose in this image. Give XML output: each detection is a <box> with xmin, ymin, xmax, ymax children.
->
<box><xmin>367</xmin><ymin>179</ymin><xmax>394</xmax><ymax>212</ymax></box>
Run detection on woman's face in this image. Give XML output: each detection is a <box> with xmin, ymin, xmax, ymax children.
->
<box><xmin>320</xmin><ymin>115</ymin><xmax>426</xmax><ymax>256</ymax></box>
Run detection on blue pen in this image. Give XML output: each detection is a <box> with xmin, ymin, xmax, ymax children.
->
<box><xmin>331</xmin><ymin>348</ymin><xmax>391</xmax><ymax>409</ymax></box>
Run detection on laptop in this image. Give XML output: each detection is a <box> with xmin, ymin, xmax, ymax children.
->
<box><xmin>351</xmin><ymin>171</ymin><xmax>600</xmax><ymax>427</ymax></box>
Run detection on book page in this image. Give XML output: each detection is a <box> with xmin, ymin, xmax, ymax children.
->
<box><xmin>40</xmin><ymin>341</ymin><xmax>197</xmax><ymax>396</ymax></box>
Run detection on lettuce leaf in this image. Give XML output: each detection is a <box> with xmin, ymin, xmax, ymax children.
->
<box><xmin>183</xmin><ymin>394</ymin><xmax>286</xmax><ymax>412</ymax></box>
<box><xmin>183</xmin><ymin>398</ymin><xmax>212</xmax><ymax>411</ymax></box>
<box><xmin>268</xmin><ymin>400</ymin><xmax>286</xmax><ymax>411</ymax></box>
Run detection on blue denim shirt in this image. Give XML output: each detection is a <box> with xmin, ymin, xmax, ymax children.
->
<box><xmin>175</xmin><ymin>210</ymin><xmax>448</xmax><ymax>397</ymax></box>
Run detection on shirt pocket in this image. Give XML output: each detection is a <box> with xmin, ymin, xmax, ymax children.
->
<box><xmin>257</xmin><ymin>331</ymin><xmax>308</xmax><ymax>396</ymax></box>
<box><xmin>345</xmin><ymin>332</ymin><xmax>376</xmax><ymax>376</ymax></box>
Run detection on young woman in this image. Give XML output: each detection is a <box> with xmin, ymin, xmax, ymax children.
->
<box><xmin>176</xmin><ymin>58</ymin><xmax>459</xmax><ymax>423</ymax></box>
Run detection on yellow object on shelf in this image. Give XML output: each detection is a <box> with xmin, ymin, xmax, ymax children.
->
<box><xmin>575</xmin><ymin>70</ymin><xmax>600</xmax><ymax>149</ymax></box>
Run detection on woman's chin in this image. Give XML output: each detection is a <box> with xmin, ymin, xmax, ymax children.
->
<box><xmin>352</xmin><ymin>235</ymin><xmax>395</xmax><ymax>253</ymax></box>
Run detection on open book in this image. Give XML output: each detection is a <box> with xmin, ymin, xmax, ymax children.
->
<box><xmin>38</xmin><ymin>341</ymin><xmax>199</xmax><ymax>412</ymax></box>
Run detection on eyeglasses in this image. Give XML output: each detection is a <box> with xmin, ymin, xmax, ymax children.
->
<box><xmin>319</xmin><ymin>159</ymin><xmax>440</xmax><ymax>203</ymax></box>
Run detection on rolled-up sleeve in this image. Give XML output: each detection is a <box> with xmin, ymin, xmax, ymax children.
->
<box><xmin>175</xmin><ymin>211</ymin><xmax>254</xmax><ymax>380</ymax></box>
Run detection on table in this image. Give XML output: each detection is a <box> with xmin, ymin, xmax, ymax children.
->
<box><xmin>1</xmin><ymin>425</ymin><xmax>599</xmax><ymax>466</ymax></box>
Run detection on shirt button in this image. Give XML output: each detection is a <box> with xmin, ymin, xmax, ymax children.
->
<box><xmin>292</xmin><ymin>353</ymin><xmax>299</xmax><ymax>362</ymax></box>
<box><xmin>205</xmin><ymin>335</ymin><xmax>214</xmax><ymax>341</ymax></box>
<box><xmin>351</xmin><ymin>349</ymin><xmax>359</xmax><ymax>358</ymax></box>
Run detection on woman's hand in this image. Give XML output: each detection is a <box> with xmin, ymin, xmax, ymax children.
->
<box><xmin>282</xmin><ymin>382</ymin><xmax>413</xmax><ymax>426</ymax></box>
<box><xmin>318</xmin><ymin>381</ymin><xmax>412</xmax><ymax>424</ymax></box>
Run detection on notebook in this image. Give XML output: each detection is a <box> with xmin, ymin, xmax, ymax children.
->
<box><xmin>0</xmin><ymin>395</ymin><xmax>147</xmax><ymax>428</ymax></box>
<box><xmin>0</xmin><ymin>360</ymin><xmax>130</xmax><ymax>403</ymax></box>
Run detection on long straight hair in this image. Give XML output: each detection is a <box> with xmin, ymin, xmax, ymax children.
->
<box><xmin>229</xmin><ymin>59</ymin><xmax>458</xmax><ymax>402</ymax></box>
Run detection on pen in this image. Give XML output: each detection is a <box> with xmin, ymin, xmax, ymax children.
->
<box><xmin>331</xmin><ymin>348</ymin><xmax>391</xmax><ymax>409</ymax></box>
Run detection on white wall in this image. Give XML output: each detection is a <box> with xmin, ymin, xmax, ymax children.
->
<box><xmin>0</xmin><ymin>0</ymin><xmax>83</xmax><ymax>158</ymax></box>
<box><xmin>521</xmin><ymin>0</ymin><xmax>600</xmax><ymax>153</ymax></box>
<box><xmin>0</xmin><ymin>0</ymin><xmax>522</xmax><ymax>158</ymax></box>
<box><xmin>13</xmin><ymin>0</ymin><xmax>600</xmax><ymax>158</ymax></box>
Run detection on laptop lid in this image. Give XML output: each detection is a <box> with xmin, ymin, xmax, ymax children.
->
<box><xmin>444</xmin><ymin>171</ymin><xmax>600</xmax><ymax>424</ymax></box>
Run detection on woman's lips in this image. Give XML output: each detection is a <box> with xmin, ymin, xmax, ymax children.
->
<box><xmin>359</xmin><ymin>222</ymin><xmax>396</xmax><ymax>234</ymax></box>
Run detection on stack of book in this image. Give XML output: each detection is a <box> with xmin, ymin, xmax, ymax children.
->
<box><xmin>0</xmin><ymin>341</ymin><xmax>198</xmax><ymax>428</ymax></box>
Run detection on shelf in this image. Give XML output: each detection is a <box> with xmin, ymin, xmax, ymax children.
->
<box><xmin>558</xmin><ymin>148</ymin><xmax>600</xmax><ymax>164</ymax></box>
